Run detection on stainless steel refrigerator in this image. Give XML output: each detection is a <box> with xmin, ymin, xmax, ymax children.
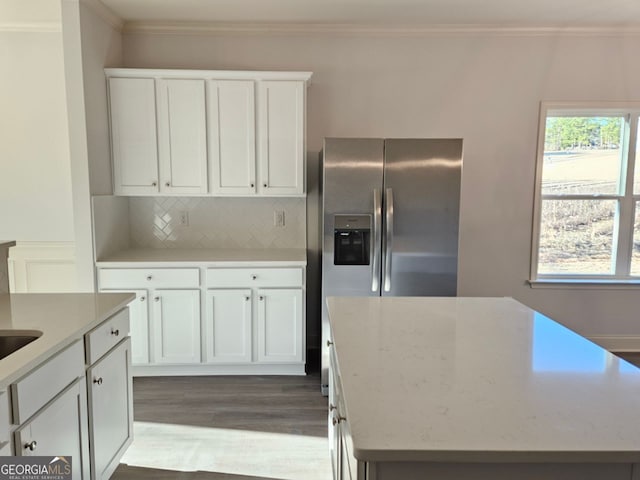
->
<box><xmin>320</xmin><ymin>138</ymin><xmax>463</xmax><ymax>394</ymax></box>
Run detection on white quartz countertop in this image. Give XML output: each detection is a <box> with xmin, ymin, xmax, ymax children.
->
<box><xmin>0</xmin><ymin>293</ymin><xmax>134</xmax><ymax>388</ymax></box>
<box><xmin>327</xmin><ymin>296</ymin><xmax>640</xmax><ymax>463</ymax></box>
<box><xmin>96</xmin><ymin>248</ymin><xmax>307</xmax><ymax>266</ymax></box>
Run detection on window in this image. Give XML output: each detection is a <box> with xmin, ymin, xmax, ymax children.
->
<box><xmin>531</xmin><ymin>103</ymin><xmax>640</xmax><ymax>283</ymax></box>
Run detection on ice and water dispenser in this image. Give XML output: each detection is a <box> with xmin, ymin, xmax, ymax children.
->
<box><xmin>333</xmin><ymin>214</ymin><xmax>371</xmax><ymax>265</ymax></box>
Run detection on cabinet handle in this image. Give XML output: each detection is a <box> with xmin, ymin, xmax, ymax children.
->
<box><xmin>154</xmin><ymin>296</ymin><xmax>160</xmax><ymax>302</ymax></box>
<box><xmin>332</xmin><ymin>415</ymin><xmax>346</xmax><ymax>426</ymax></box>
<box><xmin>24</xmin><ymin>440</ymin><xmax>37</xmax><ymax>451</ymax></box>
<box><xmin>146</xmin><ymin>275</ymin><xmax>152</xmax><ymax>281</ymax></box>
<box><xmin>251</xmin><ymin>275</ymin><xmax>257</xmax><ymax>280</ymax></box>
<box><xmin>93</xmin><ymin>377</ymin><xmax>103</xmax><ymax>385</ymax></box>
<box><xmin>152</xmin><ymin>181</ymin><xmax>157</xmax><ymax>187</ymax></box>
<box><xmin>111</xmin><ymin>328</ymin><xmax>120</xmax><ymax>337</ymax></box>
<box><xmin>165</xmin><ymin>182</ymin><xmax>170</xmax><ymax>187</ymax></box>
<box><xmin>259</xmin><ymin>296</ymin><xmax>264</xmax><ymax>301</ymax></box>
<box><xmin>140</xmin><ymin>296</ymin><xmax>146</xmax><ymax>302</ymax></box>
<box><xmin>327</xmin><ymin>340</ymin><xmax>334</xmax><ymax>347</ymax></box>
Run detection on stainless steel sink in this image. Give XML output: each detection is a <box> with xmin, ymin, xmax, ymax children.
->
<box><xmin>0</xmin><ymin>330</ymin><xmax>42</xmax><ymax>360</ymax></box>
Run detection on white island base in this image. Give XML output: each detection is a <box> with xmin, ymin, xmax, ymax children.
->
<box><xmin>327</xmin><ymin>297</ymin><xmax>640</xmax><ymax>480</ymax></box>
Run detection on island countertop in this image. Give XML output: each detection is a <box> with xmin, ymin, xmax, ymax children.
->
<box><xmin>0</xmin><ymin>292</ymin><xmax>134</xmax><ymax>388</ymax></box>
<box><xmin>327</xmin><ymin>296</ymin><xmax>640</xmax><ymax>464</ymax></box>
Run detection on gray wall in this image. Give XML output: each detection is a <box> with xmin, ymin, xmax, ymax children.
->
<box><xmin>120</xmin><ymin>31</ymin><xmax>640</xmax><ymax>349</ymax></box>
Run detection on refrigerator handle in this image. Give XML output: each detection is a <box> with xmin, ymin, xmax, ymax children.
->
<box><xmin>383</xmin><ymin>187</ymin><xmax>393</xmax><ymax>292</ymax></box>
<box><xmin>372</xmin><ymin>189</ymin><xmax>382</xmax><ymax>292</ymax></box>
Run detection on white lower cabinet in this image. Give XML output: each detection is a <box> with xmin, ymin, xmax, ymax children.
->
<box><xmin>14</xmin><ymin>377</ymin><xmax>90</xmax><ymax>479</ymax></box>
<box><xmin>98</xmin><ymin>265</ymin><xmax>305</xmax><ymax>375</ymax></box>
<box><xmin>152</xmin><ymin>289</ymin><xmax>201</xmax><ymax>364</ymax></box>
<box><xmin>205</xmin><ymin>289</ymin><xmax>252</xmax><ymax>363</ymax></box>
<box><xmin>87</xmin><ymin>338</ymin><xmax>133</xmax><ymax>480</ymax></box>
<box><xmin>257</xmin><ymin>289</ymin><xmax>303</xmax><ymax>363</ymax></box>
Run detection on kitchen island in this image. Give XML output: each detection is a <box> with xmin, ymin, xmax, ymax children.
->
<box><xmin>0</xmin><ymin>292</ymin><xmax>134</xmax><ymax>479</ymax></box>
<box><xmin>327</xmin><ymin>296</ymin><xmax>640</xmax><ymax>480</ymax></box>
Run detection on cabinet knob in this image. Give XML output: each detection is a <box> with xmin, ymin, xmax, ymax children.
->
<box><xmin>327</xmin><ymin>340</ymin><xmax>334</xmax><ymax>347</ymax></box>
<box><xmin>24</xmin><ymin>440</ymin><xmax>37</xmax><ymax>451</ymax></box>
<box><xmin>263</xmin><ymin>183</ymin><xmax>267</xmax><ymax>188</ymax></box>
<box><xmin>111</xmin><ymin>328</ymin><xmax>120</xmax><ymax>337</ymax></box>
<box><xmin>259</xmin><ymin>296</ymin><xmax>264</xmax><ymax>301</ymax></box>
<box><xmin>152</xmin><ymin>181</ymin><xmax>157</xmax><ymax>187</ymax></box>
<box><xmin>250</xmin><ymin>183</ymin><xmax>255</xmax><ymax>188</ymax></box>
<box><xmin>329</xmin><ymin>403</ymin><xmax>337</xmax><ymax>411</ymax></box>
<box><xmin>165</xmin><ymin>182</ymin><xmax>170</xmax><ymax>187</ymax></box>
<box><xmin>154</xmin><ymin>296</ymin><xmax>160</xmax><ymax>302</ymax></box>
<box><xmin>146</xmin><ymin>275</ymin><xmax>152</xmax><ymax>281</ymax></box>
<box><xmin>93</xmin><ymin>377</ymin><xmax>103</xmax><ymax>385</ymax></box>
<box><xmin>245</xmin><ymin>296</ymin><xmax>250</xmax><ymax>301</ymax></box>
<box><xmin>140</xmin><ymin>296</ymin><xmax>146</xmax><ymax>302</ymax></box>
<box><xmin>251</xmin><ymin>275</ymin><xmax>257</xmax><ymax>280</ymax></box>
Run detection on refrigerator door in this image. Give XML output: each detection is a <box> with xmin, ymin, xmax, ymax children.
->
<box><xmin>382</xmin><ymin>138</ymin><xmax>462</xmax><ymax>296</ymax></box>
<box><xmin>321</xmin><ymin>138</ymin><xmax>384</xmax><ymax>393</ymax></box>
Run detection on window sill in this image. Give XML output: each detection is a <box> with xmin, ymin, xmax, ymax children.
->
<box><xmin>528</xmin><ymin>279</ymin><xmax>640</xmax><ymax>289</ymax></box>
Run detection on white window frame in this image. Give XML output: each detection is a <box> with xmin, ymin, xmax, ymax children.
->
<box><xmin>530</xmin><ymin>102</ymin><xmax>640</xmax><ymax>288</ymax></box>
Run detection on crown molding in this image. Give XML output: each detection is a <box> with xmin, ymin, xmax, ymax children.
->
<box><xmin>121</xmin><ymin>21</ymin><xmax>640</xmax><ymax>37</ymax></box>
<box><xmin>0</xmin><ymin>22</ymin><xmax>61</xmax><ymax>33</ymax></box>
<box><xmin>79</xmin><ymin>0</ymin><xmax>124</xmax><ymax>31</ymax></box>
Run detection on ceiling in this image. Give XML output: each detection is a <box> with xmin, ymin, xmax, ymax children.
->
<box><xmin>97</xmin><ymin>0</ymin><xmax>640</xmax><ymax>27</ymax></box>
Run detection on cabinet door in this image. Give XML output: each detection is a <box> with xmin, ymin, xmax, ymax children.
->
<box><xmin>257</xmin><ymin>81</ymin><xmax>304</xmax><ymax>195</ymax></box>
<box><xmin>109</xmin><ymin>77</ymin><xmax>159</xmax><ymax>195</ymax></box>
<box><xmin>256</xmin><ymin>289</ymin><xmax>303</xmax><ymax>363</ymax></box>
<box><xmin>208</xmin><ymin>80</ymin><xmax>256</xmax><ymax>195</ymax></box>
<box><xmin>100</xmin><ymin>289</ymin><xmax>149</xmax><ymax>365</ymax></box>
<box><xmin>152</xmin><ymin>289</ymin><xmax>201</xmax><ymax>364</ymax></box>
<box><xmin>157</xmin><ymin>79</ymin><xmax>208</xmax><ymax>195</ymax></box>
<box><xmin>205</xmin><ymin>289</ymin><xmax>252</xmax><ymax>363</ymax></box>
<box><xmin>87</xmin><ymin>339</ymin><xmax>133</xmax><ymax>480</ymax></box>
<box><xmin>15</xmin><ymin>378</ymin><xmax>90</xmax><ymax>480</ymax></box>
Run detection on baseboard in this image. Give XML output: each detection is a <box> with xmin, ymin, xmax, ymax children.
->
<box><xmin>589</xmin><ymin>335</ymin><xmax>640</xmax><ymax>352</ymax></box>
<box><xmin>132</xmin><ymin>363</ymin><xmax>307</xmax><ymax>376</ymax></box>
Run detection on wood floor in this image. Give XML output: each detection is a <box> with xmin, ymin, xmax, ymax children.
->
<box><xmin>112</xmin><ymin>374</ymin><xmax>331</xmax><ymax>480</ymax></box>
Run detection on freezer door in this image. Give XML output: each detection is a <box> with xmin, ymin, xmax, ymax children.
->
<box><xmin>382</xmin><ymin>138</ymin><xmax>462</xmax><ymax>296</ymax></box>
<box><xmin>321</xmin><ymin>138</ymin><xmax>384</xmax><ymax>393</ymax></box>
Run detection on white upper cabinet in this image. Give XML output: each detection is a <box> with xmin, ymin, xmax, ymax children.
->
<box><xmin>109</xmin><ymin>77</ymin><xmax>159</xmax><ymax>195</ymax></box>
<box><xmin>157</xmin><ymin>79</ymin><xmax>208</xmax><ymax>195</ymax></box>
<box><xmin>106</xmin><ymin>69</ymin><xmax>311</xmax><ymax>197</ymax></box>
<box><xmin>208</xmin><ymin>80</ymin><xmax>256</xmax><ymax>195</ymax></box>
<box><xmin>258</xmin><ymin>81</ymin><xmax>305</xmax><ymax>196</ymax></box>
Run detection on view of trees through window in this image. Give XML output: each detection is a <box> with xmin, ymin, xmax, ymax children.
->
<box><xmin>538</xmin><ymin>115</ymin><xmax>627</xmax><ymax>275</ymax></box>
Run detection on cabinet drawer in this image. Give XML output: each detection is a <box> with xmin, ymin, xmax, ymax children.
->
<box><xmin>11</xmin><ymin>340</ymin><xmax>84</xmax><ymax>424</ymax></box>
<box><xmin>85</xmin><ymin>308</ymin><xmax>130</xmax><ymax>365</ymax></box>
<box><xmin>206</xmin><ymin>268</ymin><xmax>303</xmax><ymax>288</ymax></box>
<box><xmin>98</xmin><ymin>268</ymin><xmax>200</xmax><ymax>289</ymax></box>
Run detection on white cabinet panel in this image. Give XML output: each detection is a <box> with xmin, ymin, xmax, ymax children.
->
<box><xmin>205</xmin><ymin>289</ymin><xmax>252</xmax><ymax>363</ymax></box>
<box><xmin>206</xmin><ymin>267</ymin><xmax>303</xmax><ymax>288</ymax></box>
<box><xmin>258</xmin><ymin>81</ymin><xmax>305</xmax><ymax>195</ymax></box>
<box><xmin>257</xmin><ymin>289</ymin><xmax>303</xmax><ymax>363</ymax></box>
<box><xmin>14</xmin><ymin>378</ymin><xmax>90</xmax><ymax>480</ymax></box>
<box><xmin>87</xmin><ymin>339</ymin><xmax>132</xmax><ymax>480</ymax></box>
<box><xmin>209</xmin><ymin>80</ymin><xmax>256</xmax><ymax>195</ymax></box>
<box><xmin>85</xmin><ymin>308</ymin><xmax>130</xmax><ymax>365</ymax></box>
<box><xmin>98</xmin><ymin>267</ymin><xmax>200</xmax><ymax>289</ymax></box>
<box><xmin>109</xmin><ymin>77</ymin><xmax>159</xmax><ymax>195</ymax></box>
<box><xmin>157</xmin><ymin>79</ymin><xmax>208</xmax><ymax>195</ymax></box>
<box><xmin>152</xmin><ymin>289</ymin><xmax>201</xmax><ymax>364</ymax></box>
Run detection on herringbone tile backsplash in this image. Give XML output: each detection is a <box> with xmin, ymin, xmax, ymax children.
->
<box><xmin>129</xmin><ymin>197</ymin><xmax>306</xmax><ymax>249</ymax></box>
